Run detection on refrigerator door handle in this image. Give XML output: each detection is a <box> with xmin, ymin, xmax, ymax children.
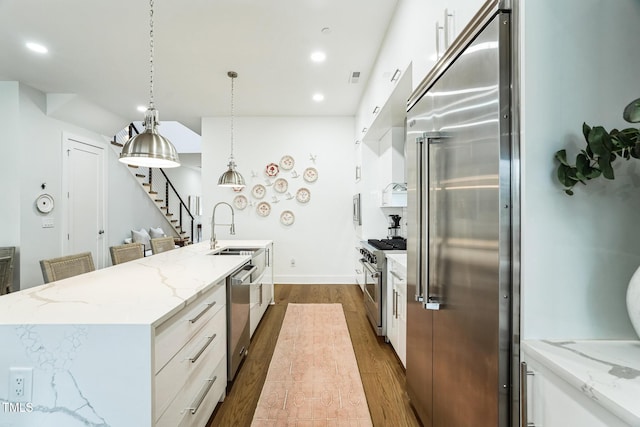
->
<box><xmin>415</xmin><ymin>136</ymin><xmax>426</xmax><ymax>303</ymax></box>
<box><xmin>423</xmin><ymin>132</ymin><xmax>450</xmax><ymax>311</ymax></box>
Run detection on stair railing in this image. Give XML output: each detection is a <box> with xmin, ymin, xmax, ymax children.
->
<box><xmin>112</xmin><ymin>123</ymin><xmax>196</xmax><ymax>243</ymax></box>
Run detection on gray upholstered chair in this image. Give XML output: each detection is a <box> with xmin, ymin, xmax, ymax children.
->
<box><xmin>110</xmin><ymin>243</ymin><xmax>144</xmax><ymax>265</ymax></box>
<box><xmin>40</xmin><ymin>252</ymin><xmax>95</xmax><ymax>284</ymax></box>
<box><xmin>150</xmin><ymin>237</ymin><xmax>176</xmax><ymax>255</ymax></box>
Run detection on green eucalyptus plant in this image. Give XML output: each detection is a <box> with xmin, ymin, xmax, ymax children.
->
<box><xmin>555</xmin><ymin>98</ymin><xmax>640</xmax><ymax>195</ymax></box>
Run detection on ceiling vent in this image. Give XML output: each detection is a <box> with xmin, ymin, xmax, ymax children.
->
<box><xmin>348</xmin><ymin>71</ymin><xmax>361</xmax><ymax>84</ymax></box>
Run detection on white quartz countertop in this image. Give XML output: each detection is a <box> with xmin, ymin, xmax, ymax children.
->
<box><xmin>523</xmin><ymin>339</ymin><xmax>640</xmax><ymax>425</ymax></box>
<box><xmin>0</xmin><ymin>240</ymin><xmax>272</xmax><ymax>326</ymax></box>
<box><xmin>386</xmin><ymin>253</ymin><xmax>407</xmax><ymax>268</ymax></box>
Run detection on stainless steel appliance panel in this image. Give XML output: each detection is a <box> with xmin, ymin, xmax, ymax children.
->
<box><xmin>361</xmin><ymin>259</ymin><xmax>382</xmax><ymax>334</ymax></box>
<box><xmin>227</xmin><ymin>263</ymin><xmax>254</xmax><ymax>382</ymax></box>
<box><xmin>406</xmin><ymin>6</ymin><xmax>513</xmax><ymax>427</ymax></box>
<box><xmin>406</xmin><ymin>96</ymin><xmax>435</xmax><ymax>425</ymax></box>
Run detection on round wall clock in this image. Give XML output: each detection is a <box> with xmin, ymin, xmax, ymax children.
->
<box><xmin>36</xmin><ymin>194</ymin><xmax>55</xmax><ymax>213</ymax></box>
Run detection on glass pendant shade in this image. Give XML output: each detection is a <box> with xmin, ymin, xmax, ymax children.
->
<box><xmin>218</xmin><ymin>160</ymin><xmax>246</xmax><ymax>187</ymax></box>
<box><xmin>119</xmin><ymin>108</ymin><xmax>180</xmax><ymax>168</ymax></box>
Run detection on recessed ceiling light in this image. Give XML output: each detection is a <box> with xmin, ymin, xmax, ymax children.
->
<box><xmin>26</xmin><ymin>42</ymin><xmax>48</xmax><ymax>54</ymax></box>
<box><xmin>310</xmin><ymin>51</ymin><xmax>326</xmax><ymax>63</ymax></box>
<box><xmin>312</xmin><ymin>93</ymin><xmax>325</xmax><ymax>102</ymax></box>
<box><xmin>137</xmin><ymin>105</ymin><xmax>148</xmax><ymax>112</ymax></box>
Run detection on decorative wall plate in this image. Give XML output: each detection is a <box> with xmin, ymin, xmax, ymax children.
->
<box><xmin>274</xmin><ymin>178</ymin><xmax>288</xmax><ymax>193</ymax></box>
<box><xmin>232</xmin><ymin>186</ymin><xmax>244</xmax><ymax>192</ymax></box>
<box><xmin>36</xmin><ymin>193</ymin><xmax>55</xmax><ymax>213</ymax></box>
<box><xmin>280</xmin><ymin>155</ymin><xmax>295</xmax><ymax>170</ymax></box>
<box><xmin>233</xmin><ymin>195</ymin><xmax>248</xmax><ymax>210</ymax></box>
<box><xmin>256</xmin><ymin>201</ymin><xmax>271</xmax><ymax>217</ymax></box>
<box><xmin>265</xmin><ymin>162</ymin><xmax>280</xmax><ymax>177</ymax></box>
<box><xmin>280</xmin><ymin>210</ymin><xmax>295</xmax><ymax>226</ymax></box>
<box><xmin>303</xmin><ymin>167</ymin><xmax>318</xmax><ymax>182</ymax></box>
<box><xmin>296</xmin><ymin>187</ymin><xmax>311</xmax><ymax>203</ymax></box>
<box><xmin>251</xmin><ymin>184</ymin><xmax>266</xmax><ymax>199</ymax></box>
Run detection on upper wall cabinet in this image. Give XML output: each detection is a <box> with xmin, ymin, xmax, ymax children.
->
<box><xmin>357</xmin><ymin>62</ymin><xmax>411</xmax><ymax>141</ymax></box>
<box><xmin>430</xmin><ymin>0</ymin><xmax>487</xmax><ymax>63</ymax></box>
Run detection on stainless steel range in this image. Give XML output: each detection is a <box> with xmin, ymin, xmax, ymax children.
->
<box><xmin>359</xmin><ymin>238</ymin><xmax>406</xmax><ymax>336</ymax></box>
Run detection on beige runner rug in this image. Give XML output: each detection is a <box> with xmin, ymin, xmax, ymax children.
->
<box><xmin>251</xmin><ymin>303</ymin><xmax>373</xmax><ymax>426</ymax></box>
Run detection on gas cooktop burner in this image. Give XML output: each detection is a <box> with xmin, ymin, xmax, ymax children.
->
<box><xmin>367</xmin><ymin>238</ymin><xmax>406</xmax><ymax>251</ymax></box>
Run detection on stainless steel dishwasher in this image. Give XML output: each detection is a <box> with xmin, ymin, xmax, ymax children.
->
<box><xmin>227</xmin><ymin>262</ymin><xmax>255</xmax><ymax>382</ymax></box>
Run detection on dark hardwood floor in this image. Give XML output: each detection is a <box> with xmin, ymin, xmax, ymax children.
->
<box><xmin>207</xmin><ymin>284</ymin><xmax>422</xmax><ymax>427</ymax></box>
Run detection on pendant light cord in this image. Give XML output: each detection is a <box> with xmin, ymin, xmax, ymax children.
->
<box><xmin>230</xmin><ymin>73</ymin><xmax>235</xmax><ymax>161</ymax></box>
<box><xmin>149</xmin><ymin>0</ymin><xmax>155</xmax><ymax>109</ymax></box>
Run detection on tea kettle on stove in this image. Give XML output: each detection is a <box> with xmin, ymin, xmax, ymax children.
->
<box><xmin>388</xmin><ymin>214</ymin><xmax>402</xmax><ymax>238</ymax></box>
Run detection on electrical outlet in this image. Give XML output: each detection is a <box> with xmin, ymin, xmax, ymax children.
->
<box><xmin>9</xmin><ymin>367</ymin><xmax>32</xmax><ymax>402</ymax></box>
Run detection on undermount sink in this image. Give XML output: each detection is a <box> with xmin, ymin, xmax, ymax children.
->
<box><xmin>210</xmin><ymin>247</ymin><xmax>259</xmax><ymax>256</ymax></box>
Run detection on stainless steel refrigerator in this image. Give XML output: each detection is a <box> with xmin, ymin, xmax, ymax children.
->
<box><xmin>406</xmin><ymin>2</ymin><xmax>517</xmax><ymax>426</ymax></box>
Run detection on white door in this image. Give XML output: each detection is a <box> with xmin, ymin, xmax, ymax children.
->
<box><xmin>62</xmin><ymin>134</ymin><xmax>107</xmax><ymax>268</ymax></box>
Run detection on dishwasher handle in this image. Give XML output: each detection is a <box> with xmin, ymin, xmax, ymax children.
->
<box><xmin>231</xmin><ymin>265</ymin><xmax>257</xmax><ymax>284</ymax></box>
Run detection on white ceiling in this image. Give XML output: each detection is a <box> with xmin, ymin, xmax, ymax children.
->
<box><xmin>0</xmin><ymin>0</ymin><xmax>399</xmax><ymax>135</ymax></box>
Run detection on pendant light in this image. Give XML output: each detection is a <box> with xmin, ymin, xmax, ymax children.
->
<box><xmin>119</xmin><ymin>0</ymin><xmax>180</xmax><ymax>168</ymax></box>
<box><xmin>218</xmin><ymin>71</ymin><xmax>246</xmax><ymax>187</ymax></box>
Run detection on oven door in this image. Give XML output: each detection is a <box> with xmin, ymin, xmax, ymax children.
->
<box><xmin>361</xmin><ymin>259</ymin><xmax>382</xmax><ymax>335</ymax></box>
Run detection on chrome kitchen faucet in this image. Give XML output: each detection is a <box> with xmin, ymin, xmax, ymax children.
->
<box><xmin>210</xmin><ymin>202</ymin><xmax>235</xmax><ymax>249</ymax></box>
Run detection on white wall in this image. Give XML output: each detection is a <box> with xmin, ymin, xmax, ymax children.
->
<box><xmin>0</xmin><ymin>82</ymin><xmax>21</xmax><ymax>288</ymax></box>
<box><xmin>1</xmin><ymin>82</ymin><xmax>178</xmax><ymax>288</ymax></box>
<box><xmin>520</xmin><ymin>0</ymin><xmax>640</xmax><ymax>339</ymax></box>
<box><xmin>202</xmin><ymin>116</ymin><xmax>356</xmax><ymax>284</ymax></box>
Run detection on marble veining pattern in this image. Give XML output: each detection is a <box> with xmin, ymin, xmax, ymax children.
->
<box><xmin>0</xmin><ymin>325</ymin><xmax>110</xmax><ymax>426</ymax></box>
<box><xmin>0</xmin><ymin>241</ymin><xmax>270</xmax><ymax>325</ymax></box>
<box><xmin>523</xmin><ymin>339</ymin><xmax>640</xmax><ymax>425</ymax></box>
<box><xmin>0</xmin><ymin>240</ymin><xmax>270</xmax><ymax>426</ymax></box>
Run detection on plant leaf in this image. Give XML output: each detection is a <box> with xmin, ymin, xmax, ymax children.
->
<box><xmin>582</xmin><ymin>122</ymin><xmax>592</xmax><ymax>142</ymax></box>
<box><xmin>598</xmin><ymin>156</ymin><xmax>615</xmax><ymax>179</ymax></box>
<box><xmin>555</xmin><ymin>149</ymin><xmax>570</xmax><ymax>166</ymax></box>
<box><xmin>588</xmin><ymin>126</ymin><xmax>607</xmax><ymax>156</ymax></box>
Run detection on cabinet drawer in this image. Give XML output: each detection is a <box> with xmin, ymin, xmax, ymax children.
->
<box><xmin>155</xmin><ymin>307</ymin><xmax>226</xmax><ymax>421</ymax></box>
<box><xmin>155</xmin><ymin>281</ymin><xmax>225</xmax><ymax>373</ymax></box>
<box><xmin>156</xmin><ymin>357</ymin><xmax>227</xmax><ymax>427</ymax></box>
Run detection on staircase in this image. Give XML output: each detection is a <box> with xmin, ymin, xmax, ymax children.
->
<box><xmin>111</xmin><ymin>123</ymin><xmax>195</xmax><ymax>244</ymax></box>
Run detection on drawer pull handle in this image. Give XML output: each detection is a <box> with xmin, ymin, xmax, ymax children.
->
<box><xmin>189</xmin><ymin>334</ymin><xmax>217</xmax><ymax>363</ymax></box>
<box><xmin>188</xmin><ymin>375</ymin><xmax>217</xmax><ymax>415</ymax></box>
<box><xmin>189</xmin><ymin>301</ymin><xmax>216</xmax><ymax>324</ymax></box>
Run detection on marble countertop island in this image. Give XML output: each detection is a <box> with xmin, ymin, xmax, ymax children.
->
<box><xmin>0</xmin><ymin>240</ymin><xmax>272</xmax><ymax>326</ymax></box>
<box><xmin>0</xmin><ymin>240</ymin><xmax>272</xmax><ymax>427</ymax></box>
<box><xmin>523</xmin><ymin>339</ymin><xmax>640</xmax><ymax>425</ymax></box>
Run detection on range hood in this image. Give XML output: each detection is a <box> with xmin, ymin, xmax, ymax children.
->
<box><xmin>382</xmin><ymin>182</ymin><xmax>407</xmax><ymax>207</ymax></box>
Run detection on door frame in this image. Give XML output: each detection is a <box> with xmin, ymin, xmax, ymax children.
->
<box><xmin>61</xmin><ymin>132</ymin><xmax>108</xmax><ymax>268</ymax></box>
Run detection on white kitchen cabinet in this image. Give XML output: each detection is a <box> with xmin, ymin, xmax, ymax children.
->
<box><xmin>386</xmin><ymin>256</ymin><xmax>407</xmax><ymax>367</ymax></box>
<box><xmin>154</xmin><ymin>280</ymin><xmax>227</xmax><ymax>427</ymax></box>
<box><xmin>250</xmin><ymin>243</ymin><xmax>274</xmax><ymax>337</ymax></box>
<box><xmin>0</xmin><ymin>241</ymin><xmax>274</xmax><ymax>427</ymax></box>
<box><xmin>521</xmin><ymin>341</ymin><xmax>638</xmax><ymax>427</ymax></box>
